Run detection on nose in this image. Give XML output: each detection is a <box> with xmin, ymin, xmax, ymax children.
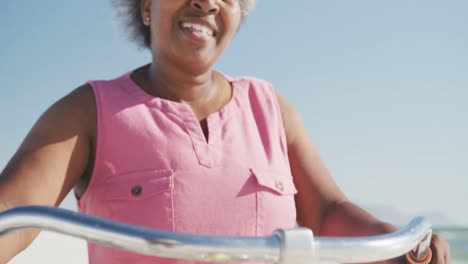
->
<box><xmin>191</xmin><ymin>0</ymin><xmax>220</xmax><ymax>14</ymax></box>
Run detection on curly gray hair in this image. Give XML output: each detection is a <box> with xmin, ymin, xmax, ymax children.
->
<box><xmin>111</xmin><ymin>0</ymin><xmax>256</xmax><ymax>49</ymax></box>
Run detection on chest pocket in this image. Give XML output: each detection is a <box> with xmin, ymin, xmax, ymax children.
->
<box><xmin>103</xmin><ymin>169</ymin><xmax>175</xmax><ymax>231</ymax></box>
<box><xmin>251</xmin><ymin>168</ymin><xmax>298</xmax><ymax>234</ymax></box>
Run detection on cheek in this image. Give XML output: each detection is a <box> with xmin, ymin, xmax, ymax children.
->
<box><xmin>219</xmin><ymin>1</ymin><xmax>241</xmax><ymax>20</ymax></box>
<box><xmin>151</xmin><ymin>1</ymin><xmax>179</xmax><ymax>30</ymax></box>
<box><xmin>230</xmin><ymin>4</ymin><xmax>243</xmax><ymax>25</ymax></box>
<box><xmin>150</xmin><ymin>13</ymin><xmax>175</xmax><ymax>43</ymax></box>
<box><xmin>221</xmin><ymin>8</ymin><xmax>242</xmax><ymax>36</ymax></box>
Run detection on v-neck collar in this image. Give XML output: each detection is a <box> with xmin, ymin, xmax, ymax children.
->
<box><xmin>120</xmin><ymin>68</ymin><xmax>239</xmax><ymax>167</ymax></box>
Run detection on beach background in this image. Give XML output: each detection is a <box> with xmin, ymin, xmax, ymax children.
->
<box><xmin>435</xmin><ymin>227</ymin><xmax>468</xmax><ymax>262</ymax></box>
<box><xmin>2</xmin><ymin>0</ymin><xmax>467</xmax><ymax>263</ymax></box>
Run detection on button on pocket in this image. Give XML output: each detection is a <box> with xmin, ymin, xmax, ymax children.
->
<box><xmin>250</xmin><ymin>168</ymin><xmax>297</xmax><ymax>234</ymax></box>
<box><xmin>275</xmin><ymin>180</ymin><xmax>285</xmax><ymax>192</ymax></box>
<box><xmin>103</xmin><ymin>169</ymin><xmax>175</xmax><ymax>231</ymax></box>
<box><xmin>105</xmin><ymin>170</ymin><xmax>173</xmax><ymax>200</ymax></box>
<box><xmin>130</xmin><ymin>185</ymin><xmax>143</xmax><ymax>197</ymax></box>
<box><xmin>251</xmin><ymin>168</ymin><xmax>297</xmax><ymax>195</ymax></box>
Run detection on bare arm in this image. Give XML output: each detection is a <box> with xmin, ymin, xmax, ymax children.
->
<box><xmin>0</xmin><ymin>84</ymin><xmax>95</xmax><ymax>263</ymax></box>
<box><xmin>276</xmin><ymin>93</ymin><xmax>403</xmax><ymax>264</ymax></box>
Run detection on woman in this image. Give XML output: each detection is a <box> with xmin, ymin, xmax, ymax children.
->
<box><xmin>0</xmin><ymin>0</ymin><xmax>450</xmax><ymax>263</ymax></box>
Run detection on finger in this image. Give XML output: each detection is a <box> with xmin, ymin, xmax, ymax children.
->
<box><xmin>429</xmin><ymin>248</ymin><xmax>444</xmax><ymax>263</ymax></box>
<box><xmin>442</xmin><ymin>237</ymin><xmax>451</xmax><ymax>264</ymax></box>
<box><xmin>430</xmin><ymin>234</ymin><xmax>447</xmax><ymax>264</ymax></box>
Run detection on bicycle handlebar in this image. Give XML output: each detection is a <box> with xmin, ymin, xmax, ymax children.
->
<box><xmin>0</xmin><ymin>206</ymin><xmax>432</xmax><ymax>263</ymax></box>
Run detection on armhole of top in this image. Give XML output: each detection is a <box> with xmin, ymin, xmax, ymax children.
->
<box><xmin>77</xmin><ymin>81</ymin><xmax>103</xmax><ymax>207</ymax></box>
<box><xmin>265</xmin><ymin>81</ymin><xmax>289</xmax><ymax>155</ymax></box>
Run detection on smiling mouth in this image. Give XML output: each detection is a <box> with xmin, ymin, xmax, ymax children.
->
<box><xmin>181</xmin><ymin>22</ymin><xmax>214</xmax><ymax>36</ymax></box>
<box><xmin>179</xmin><ymin>22</ymin><xmax>218</xmax><ymax>43</ymax></box>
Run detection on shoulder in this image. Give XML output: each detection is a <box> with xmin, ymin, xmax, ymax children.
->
<box><xmin>60</xmin><ymin>83</ymin><xmax>96</xmax><ymax>122</ymax></box>
<box><xmin>67</xmin><ymin>83</ymin><xmax>95</xmax><ymax>107</ymax></box>
<box><xmin>40</xmin><ymin>83</ymin><xmax>96</xmax><ymax>139</ymax></box>
<box><xmin>232</xmin><ymin>75</ymin><xmax>303</xmax><ymax>146</ymax></box>
<box><xmin>229</xmin><ymin>75</ymin><xmax>302</xmax><ymax>145</ymax></box>
<box><xmin>274</xmin><ymin>91</ymin><xmax>305</xmax><ymax>148</ymax></box>
<box><xmin>230</xmin><ymin>75</ymin><xmax>274</xmax><ymax>91</ymax></box>
<box><xmin>229</xmin><ymin>75</ymin><xmax>278</xmax><ymax>106</ymax></box>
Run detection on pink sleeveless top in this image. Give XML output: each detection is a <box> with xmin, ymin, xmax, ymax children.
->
<box><xmin>77</xmin><ymin>69</ymin><xmax>297</xmax><ymax>263</ymax></box>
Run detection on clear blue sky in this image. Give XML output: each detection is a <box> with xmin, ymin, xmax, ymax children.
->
<box><xmin>1</xmin><ymin>1</ymin><xmax>467</xmax><ymax>226</ymax></box>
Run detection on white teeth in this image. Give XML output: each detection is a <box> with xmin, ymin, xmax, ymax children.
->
<box><xmin>181</xmin><ymin>22</ymin><xmax>213</xmax><ymax>37</ymax></box>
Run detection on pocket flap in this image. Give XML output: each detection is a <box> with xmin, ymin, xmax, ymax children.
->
<box><xmin>104</xmin><ymin>169</ymin><xmax>174</xmax><ymax>200</ymax></box>
<box><xmin>250</xmin><ymin>168</ymin><xmax>297</xmax><ymax>195</ymax></box>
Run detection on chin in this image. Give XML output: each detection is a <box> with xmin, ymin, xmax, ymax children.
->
<box><xmin>177</xmin><ymin>54</ymin><xmax>218</xmax><ymax>75</ymax></box>
<box><xmin>186</xmin><ymin>63</ymin><xmax>215</xmax><ymax>76</ymax></box>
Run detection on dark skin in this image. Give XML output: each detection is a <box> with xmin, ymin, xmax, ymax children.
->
<box><xmin>0</xmin><ymin>0</ymin><xmax>451</xmax><ymax>263</ymax></box>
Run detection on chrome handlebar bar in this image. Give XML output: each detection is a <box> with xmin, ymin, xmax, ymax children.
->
<box><xmin>0</xmin><ymin>206</ymin><xmax>432</xmax><ymax>263</ymax></box>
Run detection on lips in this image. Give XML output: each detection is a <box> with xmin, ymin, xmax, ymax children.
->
<box><xmin>181</xmin><ymin>22</ymin><xmax>214</xmax><ymax>37</ymax></box>
<box><xmin>178</xmin><ymin>19</ymin><xmax>218</xmax><ymax>44</ymax></box>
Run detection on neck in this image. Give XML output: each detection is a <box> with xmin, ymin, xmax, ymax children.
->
<box><xmin>146</xmin><ymin>59</ymin><xmax>219</xmax><ymax>104</ymax></box>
